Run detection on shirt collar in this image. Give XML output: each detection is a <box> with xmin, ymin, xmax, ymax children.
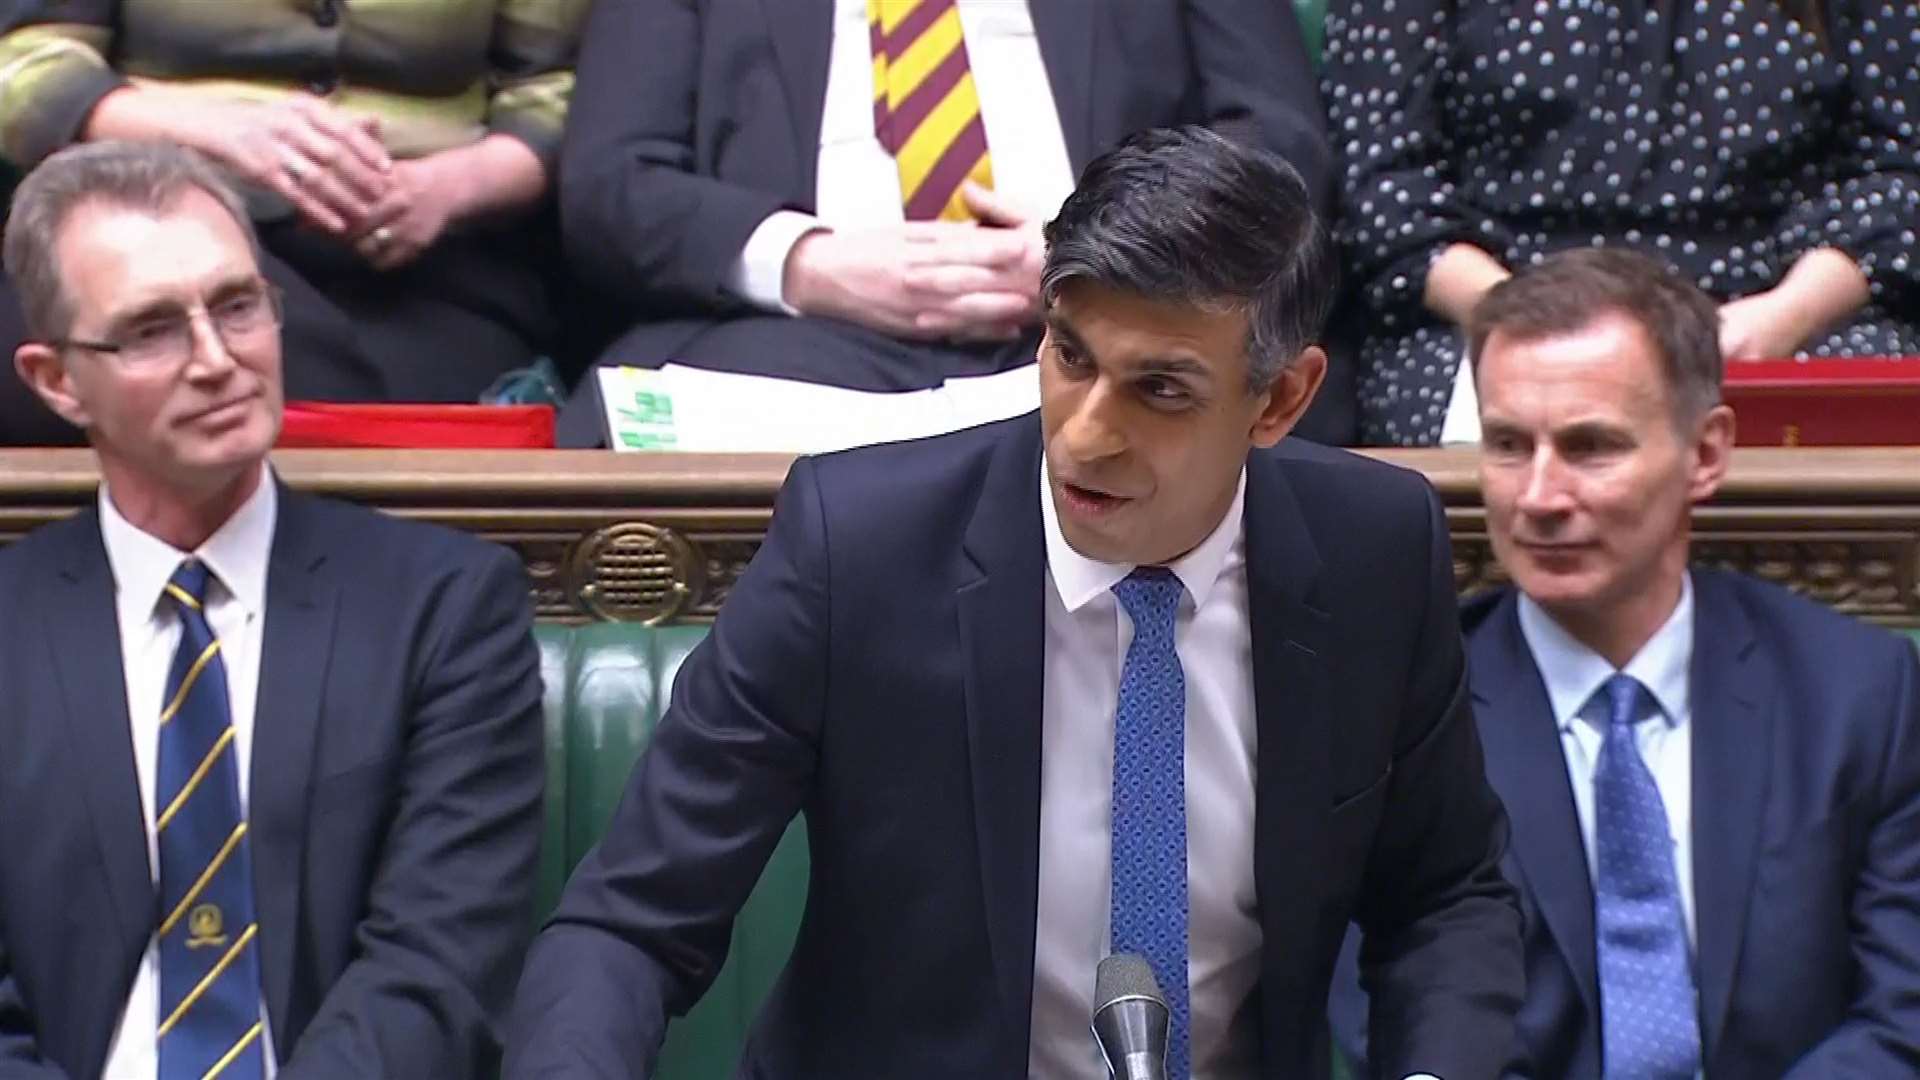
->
<box><xmin>1516</xmin><ymin>572</ymin><xmax>1694</xmax><ymax>732</ymax></box>
<box><xmin>99</xmin><ymin>465</ymin><xmax>278</xmax><ymax>626</ymax></box>
<box><xmin>1039</xmin><ymin>456</ymin><xmax>1246</xmax><ymax>614</ymax></box>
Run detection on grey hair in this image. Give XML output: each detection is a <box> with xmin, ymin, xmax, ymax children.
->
<box><xmin>3</xmin><ymin>140</ymin><xmax>259</xmax><ymax>341</ymax></box>
<box><xmin>1041</xmin><ymin>126</ymin><xmax>1336</xmax><ymax>392</ymax></box>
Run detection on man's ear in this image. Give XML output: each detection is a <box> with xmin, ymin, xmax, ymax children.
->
<box><xmin>15</xmin><ymin>344</ymin><xmax>92</xmax><ymax>429</ymax></box>
<box><xmin>1249</xmin><ymin>345</ymin><xmax>1327</xmax><ymax>449</ymax></box>
<box><xmin>1687</xmin><ymin>403</ymin><xmax>1735</xmax><ymax>503</ymax></box>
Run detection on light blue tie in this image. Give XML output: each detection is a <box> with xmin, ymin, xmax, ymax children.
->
<box><xmin>1109</xmin><ymin>567</ymin><xmax>1190</xmax><ymax>1080</ymax></box>
<box><xmin>1592</xmin><ymin>673</ymin><xmax>1700</xmax><ymax>1080</ymax></box>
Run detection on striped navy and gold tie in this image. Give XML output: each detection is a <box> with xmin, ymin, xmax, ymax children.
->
<box><xmin>154</xmin><ymin>561</ymin><xmax>265</xmax><ymax>1080</ymax></box>
<box><xmin>868</xmin><ymin>0</ymin><xmax>995</xmax><ymax>221</ymax></box>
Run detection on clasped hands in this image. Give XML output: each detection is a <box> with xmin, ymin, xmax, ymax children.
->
<box><xmin>783</xmin><ymin>181</ymin><xmax>1045</xmax><ymax>342</ymax></box>
<box><xmin>203</xmin><ymin>94</ymin><xmax>446</xmax><ymax>270</ymax></box>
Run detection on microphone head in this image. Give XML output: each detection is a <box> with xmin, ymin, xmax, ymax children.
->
<box><xmin>1092</xmin><ymin>953</ymin><xmax>1169</xmax><ymax>1080</ymax></box>
<box><xmin>1095</xmin><ymin>953</ymin><xmax>1164</xmax><ymax>1008</ymax></box>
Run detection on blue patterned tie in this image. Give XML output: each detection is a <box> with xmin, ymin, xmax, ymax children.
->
<box><xmin>1109</xmin><ymin>567</ymin><xmax>1190</xmax><ymax>1080</ymax></box>
<box><xmin>155</xmin><ymin>561</ymin><xmax>266</xmax><ymax>1080</ymax></box>
<box><xmin>1592</xmin><ymin>674</ymin><xmax>1699</xmax><ymax>1080</ymax></box>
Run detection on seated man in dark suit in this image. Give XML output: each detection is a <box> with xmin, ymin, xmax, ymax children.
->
<box><xmin>554</xmin><ymin>0</ymin><xmax>1336</xmax><ymax>447</ymax></box>
<box><xmin>0</xmin><ymin>141</ymin><xmax>545</xmax><ymax>1078</ymax></box>
<box><xmin>510</xmin><ymin>127</ymin><xmax>1519</xmax><ymax>1079</ymax></box>
<box><xmin>1329</xmin><ymin>248</ymin><xmax>1920</xmax><ymax>1077</ymax></box>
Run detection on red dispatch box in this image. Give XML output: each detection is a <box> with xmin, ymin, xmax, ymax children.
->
<box><xmin>1723</xmin><ymin>358</ymin><xmax>1920</xmax><ymax>447</ymax></box>
<box><xmin>277</xmin><ymin>402</ymin><xmax>556</xmax><ymax>449</ymax></box>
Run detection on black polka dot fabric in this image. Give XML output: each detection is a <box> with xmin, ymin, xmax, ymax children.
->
<box><xmin>1323</xmin><ymin>0</ymin><xmax>1920</xmax><ymax>445</ymax></box>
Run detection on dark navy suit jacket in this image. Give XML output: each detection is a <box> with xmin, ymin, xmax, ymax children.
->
<box><xmin>1331</xmin><ymin>570</ymin><xmax>1920</xmax><ymax>1077</ymax></box>
<box><xmin>507</xmin><ymin>414</ymin><xmax>1522</xmax><ymax>1078</ymax></box>
<box><xmin>0</xmin><ymin>488</ymin><xmax>545</xmax><ymax>1078</ymax></box>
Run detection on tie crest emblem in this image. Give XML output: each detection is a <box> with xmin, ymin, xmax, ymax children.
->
<box><xmin>187</xmin><ymin>903</ymin><xmax>227</xmax><ymax>949</ymax></box>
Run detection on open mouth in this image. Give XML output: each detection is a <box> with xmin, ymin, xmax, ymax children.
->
<box><xmin>1059</xmin><ymin>481</ymin><xmax>1131</xmax><ymax>516</ymax></box>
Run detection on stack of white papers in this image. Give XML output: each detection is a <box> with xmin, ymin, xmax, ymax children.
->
<box><xmin>599</xmin><ymin>363</ymin><xmax>1041</xmax><ymax>453</ymax></box>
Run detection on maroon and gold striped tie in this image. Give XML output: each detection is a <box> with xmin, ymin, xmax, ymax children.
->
<box><xmin>868</xmin><ymin>0</ymin><xmax>995</xmax><ymax>221</ymax></box>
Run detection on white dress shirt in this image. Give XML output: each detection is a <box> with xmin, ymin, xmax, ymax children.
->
<box><xmin>1028</xmin><ymin>461</ymin><xmax>1262</xmax><ymax>1079</ymax></box>
<box><xmin>1517</xmin><ymin>574</ymin><xmax>1697</xmax><ymax>947</ymax></box>
<box><xmin>98</xmin><ymin>468</ymin><xmax>279</xmax><ymax>1078</ymax></box>
<box><xmin>728</xmin><ymin>0</ymin><xmax>1078</xmax><ymax>311</ymax></box>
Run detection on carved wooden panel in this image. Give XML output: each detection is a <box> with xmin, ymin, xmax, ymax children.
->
<box><xmin>5</xmin><ymin>447</ymin><xmax>1920</xmax><ymax>627</ymax></box>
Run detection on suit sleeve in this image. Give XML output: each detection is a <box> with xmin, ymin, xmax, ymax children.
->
<box><xmin>1351</xmin><ymin>483</ymin><xmax>1524</xmax><ymax>1080</ymax></box>
<box><xmin>0</xmin><ymin>0</ymin><xmax>124</xmax><ymax>168</ymax></box>
<box><xmin>277</xmin><ymin>546</ymin><xmax>545</xmax><ymax>1079</ymax></box>
<box><xmin>483</xmin><ymin>0</ymin><xmax>592</xmax><ymax>174</ymax></box>
<box><xmin>1772</xmin><ymin>0</ymin><xmax>1920</xmax><ymax>315</ymax></box>
<box><xmin>1780</xmin><ymin>640</ymin><xmax>1920</xmax><ymax>1077</ymax></box>
<box><xmin>1181</xmin><ymin>0</ymin><xmax>1332</xmax><ymax>211</ymax></box>
<box><xmin>0</xmin><ymin>905</ymin><xmax>69</xmax><ymax>1078</ymax></box>
<box><xmin>504</xmin><ymin>457</ymin><xmax>829</xmax><ymax>1078</ymax></box>
<box><xmin>1321</xmin><ymin>0</ymin><xmax>1514</xmax><ymax>324</ymax></box>
<box><xmin>557</xmin><ymin>0</ymin><xmax>790</xmax><ymax>313</ymax></box>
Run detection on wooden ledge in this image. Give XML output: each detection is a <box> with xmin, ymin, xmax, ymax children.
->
<box><xmin>0</xmin><ymin>448</ymin><xmax>797</xmax><ymax>506</ymax></box>
<box><xmin>5</xmin><ymin>447</ymin><xmax>1919</xmax><ymax>626</ymax></box>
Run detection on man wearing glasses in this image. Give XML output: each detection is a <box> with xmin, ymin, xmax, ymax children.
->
<box><xmin>0</xmin><ymin>141</ymin><xmax>544</xmax><ymax>1079</ymax></box>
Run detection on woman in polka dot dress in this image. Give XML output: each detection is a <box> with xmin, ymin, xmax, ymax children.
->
<box><xmin>1324</xmin><ymin>0</ymin><xmax>1920</xmax><ymax>446</ymax></box>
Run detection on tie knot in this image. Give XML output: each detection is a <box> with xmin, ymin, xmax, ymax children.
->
<box><xmin>1600</xmin><ymin>673</ymin><xmax>1649</xmax><ymax>731</ymax></box>
<box><xmin>1112</xmin><ymin>566</ymin><xmax>1184</xmax><ymax>628</ymax></box>
<box><xmin>166</xmin><ymin>560</ymin><xmax>212</xmax><ymax>610</ymax></box>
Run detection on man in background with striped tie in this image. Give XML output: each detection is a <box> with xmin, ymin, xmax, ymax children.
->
<box><xmin>551</xmin><ymin>0</ymin><xmax>1335</xmax><ymax>448</ymax></box>
<box><xmin>0</xmin><ymin>141</ymin><xmax>545</xmax><ymax>1078</ymax></box>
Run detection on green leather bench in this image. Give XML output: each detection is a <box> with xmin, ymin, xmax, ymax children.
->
<box><xmin>533</xmin><ymin>622</ymin><xmax>809</xmax><ymax>1079</ymax></box>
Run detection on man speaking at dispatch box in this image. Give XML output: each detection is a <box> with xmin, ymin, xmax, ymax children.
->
<box><xmin>509</xmin><ymin>126</ymin><xmax>1523</xmax><ymax>1080</ymax></box>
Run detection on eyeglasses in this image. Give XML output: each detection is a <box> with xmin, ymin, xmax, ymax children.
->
<box><xmin>51</xmin><ymin>282</ymin><xmax>284</xmax><ymax>368</ymax></box>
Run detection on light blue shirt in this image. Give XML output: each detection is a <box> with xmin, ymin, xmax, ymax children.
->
<box><xmin>1517</xmin><ymin>574</ymin><xmax>1697</xmax><ymax>948</ymax></box>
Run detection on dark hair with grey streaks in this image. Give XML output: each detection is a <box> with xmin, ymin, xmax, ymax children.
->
<box><xmin>1041</xmin><ymin>125</ymin><xmax>1335</xmax><ymax>393</ymax></box>
<box><xmin>3</xmin><ymin>140</ymin><xmax>259</xmax><ymax>342</ymax></box>
<box><xmin>1467</xmin><ymin>246</ymin><xmax>1724</xmax><ymax>430</ymax></box>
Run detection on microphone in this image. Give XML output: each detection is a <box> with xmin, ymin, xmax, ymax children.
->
<box><xmin>1092</xmin><ymin>953</ymin><xmax>1169</xmax><ymax>1080</ymax></box>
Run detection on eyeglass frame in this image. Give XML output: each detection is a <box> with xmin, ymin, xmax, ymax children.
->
<box><xmin>44</xmin><ymin>279</ymin><xmax>286</xmax><ymax>368</ymax></box>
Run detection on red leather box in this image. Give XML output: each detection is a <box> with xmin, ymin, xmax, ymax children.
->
<box><xmin>277</xmin><ymin>403</ymin><xmax>556</xmax><ymax>449</ymax></box>
<box><xmin>1723</xmin><ymin>358</ymin><xmax>1920</xmax><ymax>446</ymax></box>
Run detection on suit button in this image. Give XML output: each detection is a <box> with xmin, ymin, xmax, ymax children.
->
<box><xmin>313</xmin><ymin>0</ymin><xmax>338</xmax><ymax>27</ymax></box>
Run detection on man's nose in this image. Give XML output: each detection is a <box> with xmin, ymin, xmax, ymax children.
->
<box><xmin>1516</xmin><ymin>447</ymin><xmax>1574</xmax><ymax>515</ymax></box>
<box><xmin>1058</xmin><ymin>379</ymin><xmax>1127</xmax><ymax>462</ymax></box>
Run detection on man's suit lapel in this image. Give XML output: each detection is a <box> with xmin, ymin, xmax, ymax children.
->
<box><xmin>1028</xmin><ymin>0</ymin><xmax>1098</xmax><ymax>169</ymax></box>
<box><xmin>759</xmin><ymin>0</ymin><xmax>834</xmax><ymax>201</ymax></box>
<box><xmin>249</xmin><ymin>487</ymin><xmax>340</xmax><ymax>1043</ymax></box>
<box><xmin>1470</xmin><ymin>595</ymin><xmax>1600</xmax><ymax>1022</ymax></box>
<box><xmin>46</xmin><ymin>509</ymin><xmax>155</xmax><ymax>986</ymax></box>
<box><xmin>956</xmin><ymin>419</ymin><xmax>1047</xmax><ymax>1067</ymax></box>
<box><xmin>1686</xmin><ymin>570</ymin><xmax>1772</xmax><ymax>1059</ymax></box>
<box><xmin>1240</xmin><ymin>451</ymin><xmax>1336</xmax><ymax>999</ymax></box>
